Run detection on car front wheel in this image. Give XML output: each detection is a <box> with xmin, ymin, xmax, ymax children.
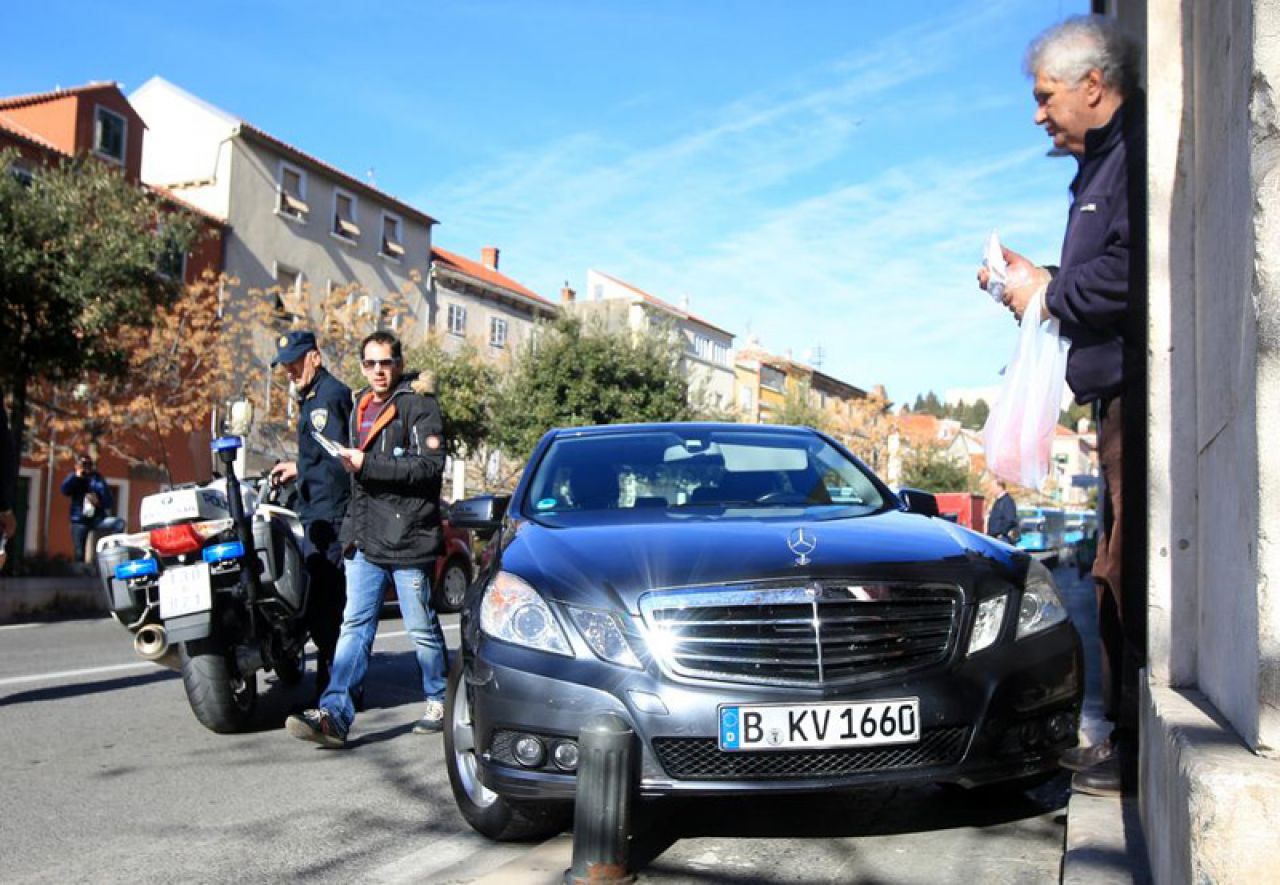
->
<box><xmin>442</xmin><ymin>658</ymin><xmax>569</xmax><ymax>842</ymax></box>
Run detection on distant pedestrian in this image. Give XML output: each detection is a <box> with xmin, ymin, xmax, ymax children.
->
<box><xmin>286</xmin><ymin>331</ymin><xmax>449</xmax><ymax>749</ymax></box>
<box><xmin>986</xmin><ymin>479</ymin><xmax>1019</xmax><ymax>544</ymax></box>
<box><xmin>61</xmin><ymin>453</ymin><xmax>125</xmax><ymax>564</ymax></box>
<box><xmin>978</xmin><ymin>15</ymin><xmax>1146</xmax><ymax>797</ymax></box>
<box><xmin>268</xmin><ymin>330</ymin><xmax>352</xmax><ymax>703</ymax></box>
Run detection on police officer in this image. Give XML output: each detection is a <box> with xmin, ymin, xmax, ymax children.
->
<box><xmin>269</xmin><ymin>331</ymin><xmax>352</xmax><ymax>701</ymax></box>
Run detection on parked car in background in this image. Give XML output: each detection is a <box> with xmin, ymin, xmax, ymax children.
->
<box><xmin>444</xmin><ymin>423</ymin><xmax>1083</xmax><ymax>841</ymax></box>
<box><xmin>383</xmin><ymin>502</ymin><xmax>474</xmax><ymax>614</ymax></box>
<box><xmin>1016</xmin><ymin>506</ymin><xmax>1068</xmax><ymax>566</ymax></box>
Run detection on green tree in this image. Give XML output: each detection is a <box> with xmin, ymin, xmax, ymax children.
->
<box><xmin>0</xmin><ymin>150</ymin><xmax>197</xmax><ymax>464</ymax></box>
<box><xmin>403</xmin><ymin>336</ymin><xmax>499</xmax><ymax>457</ymax></box>
<box><xmin>1059</xmin><ymin>400</ymin><xmax>1090</xmax><ymax>431</ymax></box>
<box><xmin>490</xmin><ymin>315</ymin><xmax>692</xmax><ymax>458</ymax></box>
<box><xmin>771</xmin><ymin>377</ymin><xmax>827</xmax><ymax>430</ymax></box>
<box><xmin>899</xmin><ymin>444</ymin><xmax>973</xmax><ymax>492</ymax></box>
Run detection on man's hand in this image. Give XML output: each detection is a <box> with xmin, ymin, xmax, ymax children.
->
<box><xmin>270</xmin><ymin>461</ymin><xmax>298</xmax><ymax>486</ymax></box>
<box><xmin>0</xmin><ymin>509</ymin><xmax>16</xmax><ymax>537</ymax></box>
<box><xmin>993</xmin><ymin>246</ymin><xmax>1052</xmax><ymax>322</ymax></box>
<box><xmin>337</xmin><ymin>447</ymin><xmax>364</xmax><ymax>474</ymax></box>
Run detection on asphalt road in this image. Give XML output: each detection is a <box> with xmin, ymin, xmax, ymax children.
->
<box><xmin>0</xmin><ymin>569</ymin><xmax>1096</xmax><ymax>883</ymax></box>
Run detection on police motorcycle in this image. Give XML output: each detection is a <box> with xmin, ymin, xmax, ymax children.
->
<box><xmin>94</xmin><ymin>434</ymin><xmax>310</xmax><ymax>733</ymax></box>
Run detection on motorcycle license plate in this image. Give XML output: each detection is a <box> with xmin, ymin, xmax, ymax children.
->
<box><xmin>158</xmin><ymin>562</ymin><xmax>212</xmax><ymax>619</ymax></box>
<box><xmin>718</xmin><ymin>698</ymin><xmax>920</xmax><ymax>751</ymax></box>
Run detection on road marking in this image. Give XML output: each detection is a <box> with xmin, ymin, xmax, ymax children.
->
<box><xmin>0</xmin><ymin>623</ymin><xmax>460</xmax><ymax>689</ymax></box>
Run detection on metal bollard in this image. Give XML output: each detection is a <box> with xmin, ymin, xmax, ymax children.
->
<box><xmin>565</xmin><ymin>713</ymin><xmax>636</xmax><ymax>885</ymax></box>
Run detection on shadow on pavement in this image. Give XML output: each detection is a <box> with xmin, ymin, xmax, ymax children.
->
<box><xmin>0</xmin><ymin>668</ymin><xmax>178</xmax><ymax>707</ymax></box>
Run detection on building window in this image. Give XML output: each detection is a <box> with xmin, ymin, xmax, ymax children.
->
<box><xmin>761</xmin><ymin>365</ymin><xmax>786</xmax><ymax>392</ymax></box>
<box><xmin>93</xmin><ymin>106</ymin><xmax>127</xmax><ymax>164</ymax></box>
<box><xmin>332</xmin><ymin>190</ymin><xmax>360</xmax><ymax>240</ymax></box>
<box><xmin>380</xmin><ymin>213</ymin><xmax>404</xmax><ymax>259</ymax></box>
<box><xmin>738</xmin><ymin>386</ymin><xmax>753</xmax><ymax>412</ymax></box>
<box><xmin>273</xmin><ymin>265</ymin><xmax>301</xmax><ymax>327</ymax></box>
<box><xmin>692</xmin><ymin>334</ymin><xmax>712</xmax><ymax>360</ymax></box>
<box><xmin>489</xmin><ymin>317</ymin><xmax>508</xmax><ymax>349</ymax></box>
<box><xmin>277</xmin><ymin>162</ymin><xmax>308</xmax><ymax>220</ymax></box>
<box><xmin>11</xmin><ymin>162</ymin><xmax>33</xmax><ymax>187</ymax></box>
<box><xmin>447</xmin><ymin>304</ymin><xmax>467</xmax><ymax>337</ymax></box>
<box><xmin>156</xmin><ymin>222</ymin><xmax>187</xmax><ymax>281</ymax></box>
<box><xmin>713</xmin><ymin>341</ymin><xmax>728</xmax><ymax>366</ymax></box>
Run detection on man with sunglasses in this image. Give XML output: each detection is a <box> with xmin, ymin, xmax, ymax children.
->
<box><xmin>286</xmin><ymin>331</ymin><xmax>449</xmax><ymax>748</ymax></box>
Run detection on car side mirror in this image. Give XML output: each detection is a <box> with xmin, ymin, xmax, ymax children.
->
<box><xmin>448</xmin><ymin>494</ymin><xmax>510</xmax><ymax>534</ymax></box>
<box><xmin>898</xmin><ymin>488</ymin><xmax>939</xmax><ymax>518</ymax></box>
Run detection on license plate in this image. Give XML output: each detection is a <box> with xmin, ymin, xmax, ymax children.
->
<box><xmin>158</xmin><ymin>562</ymin><xmax>212</xmax><ymax>619</ymax></box>
<box><xmin>718</xmin><ymin>698</ymin><xmax>920</xmax><ymax>751</ymax></box>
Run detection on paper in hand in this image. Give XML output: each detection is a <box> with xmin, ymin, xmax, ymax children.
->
<box><xmin>983</xmin><ymin>230</ymin><xmax>1007</xmax><ymax>304</ymax></box>
<box><xmin>311</xmin><ymin>430</ymin><xmax>344</xmax><ymax>458</ymax></box>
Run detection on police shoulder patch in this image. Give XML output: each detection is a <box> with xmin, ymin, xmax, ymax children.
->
<box><xmin>310</xmin><ymin>408</ymin><xmax>328</xmax><ymax>432</ymax></box>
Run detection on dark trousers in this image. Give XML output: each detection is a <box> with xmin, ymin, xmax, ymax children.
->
<box><xmin>301</xmin><ymin>519</ymin><xmax>346</xmax><ymax>688</ymax></box>
<box><xmin>1093</xmin><ymin>395</ymin><xmax>1147</xmax><ymax>737</ymax></box>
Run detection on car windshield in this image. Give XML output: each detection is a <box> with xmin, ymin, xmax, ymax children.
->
<box><xmin>523</xmin><ymin>427</ymin><xmax>887</xmax><ymax>521</ymax></box>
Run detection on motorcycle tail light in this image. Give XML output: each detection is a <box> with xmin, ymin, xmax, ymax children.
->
<box><xmin>149</xmin><ymin>519</ymin><xmax>233</xmax><ymax>556</ymax></box>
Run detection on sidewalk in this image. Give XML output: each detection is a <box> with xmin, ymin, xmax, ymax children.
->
<box><xmin>1057</xmin><ymin>564</ymin><xmax>1151</xmax><ymax>884</ymax></box>
<box><xmin>0</xmin><ymin>576</ymin><xmax>105</xmax><ymax>623</ymax></box>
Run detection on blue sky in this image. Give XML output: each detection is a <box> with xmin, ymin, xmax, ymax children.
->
<box><xmin>4</xmin><ymin>0</ymin><xmax>1087</xmax><ymax>406</ymax></box>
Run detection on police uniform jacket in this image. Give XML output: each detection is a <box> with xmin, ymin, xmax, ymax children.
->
<box><xmin>296</xmin><ymin>367</ymin><xmax>352</xmax><ymax>528</ymax></box>
<box><xmin>339</xmin><ymin>372</ymin><xmax>446</xmax><ymax>566</ymax></box>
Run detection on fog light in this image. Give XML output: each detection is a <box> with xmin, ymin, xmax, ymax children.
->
<box><xmin>551</xmin><ymin>740</ymin><xmax>580</xmax><ymax>772</ymax></box>
<box><xmin>513</xmin><ymin>735</ymin><xmax>546</xmax><ymax>768</ymax></box>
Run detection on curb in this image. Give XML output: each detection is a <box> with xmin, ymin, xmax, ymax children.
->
<box><xmin>0</xmin><ymin>578</ymin><xmax>106</xmax><ymax>624</ymax></box>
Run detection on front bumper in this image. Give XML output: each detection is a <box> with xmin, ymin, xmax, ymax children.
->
<box><xmin>466</xmin><ymin>622</ymin><xmax>1082</xmax><ymax>800</ymax></box>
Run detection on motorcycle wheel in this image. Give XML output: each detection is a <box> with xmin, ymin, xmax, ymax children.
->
<box><xmin>443</xmin><ymin>657</ymin><xmax>570</xmax><ymax>842</ymax></box>
<box><xmin>434</xmin><ymin>557</ymin><xmax>471</xmax><ymax>614</ymax></box>
<box><xmin>179</xmin><ymin>639</ymin><xmax>258</xmax><ymax>733</ymax></box>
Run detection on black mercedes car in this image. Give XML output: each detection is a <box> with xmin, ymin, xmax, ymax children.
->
<box><xmin>444</xmin><ymin>423</ymin><xmax>1082</xmax><ymax>840</ymax></box>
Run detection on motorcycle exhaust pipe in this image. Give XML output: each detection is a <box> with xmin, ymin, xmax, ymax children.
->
<box><xmin>134</xmin><ymin>624</ymin><xmax>180</xmax><ymax>670</ymax></box>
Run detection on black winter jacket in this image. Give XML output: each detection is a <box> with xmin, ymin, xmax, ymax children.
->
<box><xmin>339</xmin><ymin>372</ymin><xmax>446</xmax><ymax>566</ymax></box>
<box><xmin>294</xmin><ymin>367</ymin><xmax>352</xmax><ymax>528</ymax></box>
<box><xmin>1046</xmin><ymin>92</ymin><xmax>1147</xmax><ymax>404</ymax></box>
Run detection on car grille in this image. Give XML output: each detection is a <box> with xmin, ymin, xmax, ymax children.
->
<box><xmin>638</xmin><ymin>583</ymin><xmax>962</xmax><ymax>688</ymax></box>
<box><xmin>652</xmin><ymin>726</ymin><xmax>970</xmax><ymax>780</ymax></box>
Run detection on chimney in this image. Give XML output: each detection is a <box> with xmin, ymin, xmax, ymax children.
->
<box><xmin>561</xmin><ymin>282</ymin><xmax>576</xmax><ymax>303</ymax></box>
<box><xmin>481</xmin><ymin>246</ymin><xmax>499</xmax><ymax>270</ymax></box>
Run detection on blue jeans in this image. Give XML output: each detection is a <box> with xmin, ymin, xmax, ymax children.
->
<box><xmin>71</xmin><ymin>516</ymin><xmax>126</xmax><ymax>562</ymax></box>
<box><xmin>320</xmin><ymin>550</ymin><xmax>447</xmax><ymax>732</ymax></box>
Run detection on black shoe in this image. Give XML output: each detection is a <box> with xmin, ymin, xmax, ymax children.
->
<box><xmin>1071</xmin><ymin>756</ymin><xmax>1123</xmax><ymax>797</ymax></box>
<box><xmin>286</xmin><ymin>708</ymin><xmax>348</xmax><ymax>749</ymax></box>
<box><xmin>1059</xmin><ymin>740</ymin><xmax>1115</xmax><ymax>772</ymax></box>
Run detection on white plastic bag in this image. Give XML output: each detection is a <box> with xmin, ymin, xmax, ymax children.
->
<box><xmin>982</xmin><ymin>286</ymin><xmax>1069</xmax><ymax>489</ymax></box>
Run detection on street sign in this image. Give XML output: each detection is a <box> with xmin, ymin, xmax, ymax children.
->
<box><xmin>1071</xmin><ymin>474</ymin><xmax>1099</xmax><ymax>488</ymax></box>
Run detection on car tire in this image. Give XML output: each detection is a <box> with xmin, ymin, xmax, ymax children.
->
<box><xmin>443</xmin><ymin>657</ymin><xmax>570</xmax><ymax>841</ymax></box>
<box><xmin>434</xmin><ymin>557</ymin><xmax>471</xmax><ymax>614</ymax></box>
<box><xmin>179</xmin><ymin>638</ymin><xmax>257</xmax><ymax>733</ymax></box>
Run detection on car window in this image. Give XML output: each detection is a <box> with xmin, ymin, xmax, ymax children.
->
<box><xmin>525</xmin><ymin>428</ymin><xmax>885</xmax><ymax>518</ymax></box>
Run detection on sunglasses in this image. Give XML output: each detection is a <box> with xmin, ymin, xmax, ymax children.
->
<box><xmin>361</xmin><ymin>358</ymin><xmax>398</xmax><ymax>370</ymax></box>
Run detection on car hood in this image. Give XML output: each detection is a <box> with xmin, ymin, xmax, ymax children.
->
<box><xmin>498</xmin><ymin>509</ymin><xmax>1024</xmax><ymax>611</ymax></box>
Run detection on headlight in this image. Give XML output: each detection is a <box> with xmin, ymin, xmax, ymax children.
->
<box><xmin>967</xmin><ymin>594</ymin><xmax>1008</xmax><ymax>655</ymax></box>
<box><xmin>1016</xmin><ymin>559</ymin><xmax>1069</xmax><ymax>639</ymax></box>
<box><xmin>567</xmin><ymin>607</ymin><xmax>642</xmax><ymax>669</ymax></box>
<box><xmin>479</xmin><ymin>571</ymin><xmax>573</xmax><ymax>656</ymax></box>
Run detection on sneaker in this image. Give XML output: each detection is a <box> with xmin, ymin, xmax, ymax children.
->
<box><xmin>1058</xmin><ymin>740</ymin><xmax>1115</xmax><ymax>772</ymax></box>
<box><xmin>412</xmin><ymin>699</ymin><xmax>445</xmax><ymax>734</ymax></box>
<box><xmin>1071</xmin><ymin>756</ymin><xmax>1123</xmax><ymax>797</ymax></box>
<box><xmin>286</xmin><ymin>708</ymin><xmax>347</xmax><ymax>749</ymax></box>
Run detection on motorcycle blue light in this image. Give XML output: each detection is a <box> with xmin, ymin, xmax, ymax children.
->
<box><xmin>211</xmin><ymin>436</ymin><xmax>243</xmax><ymax>453</ymax></box>
<box><xmin>115</xmin><ymin>558</ymin><xmax>158</xmax><ymax>580</ymax></box>
<box><xmin>203</xmin><ymin>541</ymin><xmax>245</xmax><ymax>563</ymax></box>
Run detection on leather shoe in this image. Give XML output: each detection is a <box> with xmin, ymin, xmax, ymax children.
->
<box><xmin>1058</xmin><ymin>740</ymin><xmax>1114</xmax><ymax>772</ymax></box>
<box><xmin>1071</xmin><ymin>756</ymin><xmax>1123</xmax><ymax>797</ymax></box>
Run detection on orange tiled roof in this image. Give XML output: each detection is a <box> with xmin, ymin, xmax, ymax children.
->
<box><xmin>0</xmin><ymin>81</ymin><xmax>122</xmax><ymax>111</ymax></box>
<box><xmin>592</xmin><ymin>270</ymin><xmax>733</xmax><ymax>337</ymax></box>
<box><xmin>431</xmin><ymin>246</ymin><xmax>551</xmax><ymax>306</ymax></box>
<box><xmin>0</xmin><ymin>115</ymin><xmax>66</xmax><ymax>155</ymax></box>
